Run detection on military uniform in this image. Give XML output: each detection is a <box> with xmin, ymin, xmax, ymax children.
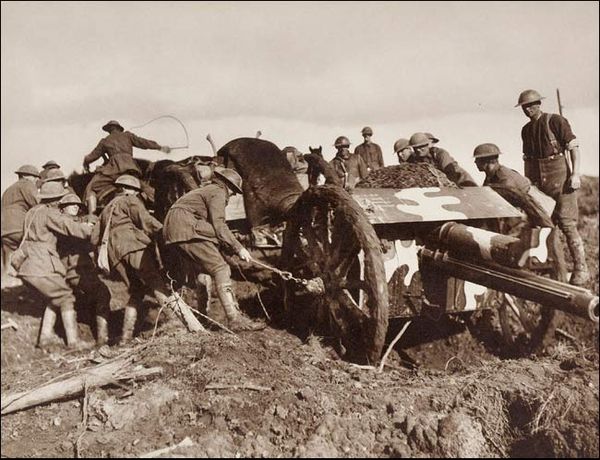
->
<box><xmin>163</xmin><ymin>182</ymin><xmax>242</xmax><ymax>285</ymax></box>
<box><xmin>91</xmin><ymin>193</ymin><xmax>164</xmax><ymax>289</ymax></box>
<box><xmin>91</xmin><ymin>191</ymin><xmax>170</xmax><ymax>343</ymax></box>
<box><xmin>84</xmin><ymin>131</ymin><xmax>162</xmax><ymax>200</ymax></box>
<box><xmin>483</xmin><ymin>164</ymin><xmax>531</xmax><ymax>194</ymax></box>
<box><xmin>1</xmin><ymin>178</ymin><xmax>39</xmax><ymax>251</ymax></box>
<box><xmin>354</xmin><ymin>142</ymin><xmax>384</xmax><ymax>174</ymax></box>
<box><xmin>521</xmin><ymin>111</ymin><xmax>587</xmax><ymax>285</ymax></box>
<box><xmin>57</xmin><ymin>216</ymin><xmax>111</xmax><ymax>343</ymax></box>
<box><xmin>17</xmin><ymin>204</ymin><xmax>93</xmax><ymax>304</ymax></box>
<box><xmin>411</xmin><ymin>146</ymin><xmax>476</xmax><ymax>187</ymax></box>
<box><xmin>330</xmin><ymin>154</ymin><xmax>366</xmax><ymax>189</ymax></box>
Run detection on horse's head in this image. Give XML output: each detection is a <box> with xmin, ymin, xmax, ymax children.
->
<box><xmin>309</xmin><ymin>145</ymin><xmax>323</xmax><ymax>158</ymax></box>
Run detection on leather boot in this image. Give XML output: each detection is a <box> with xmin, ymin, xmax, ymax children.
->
<box><xmin>96</xmin><ymin>315</ymin><xmax>109</xmax><ymax>346</ymax></box>
<box><xmin>120</xmin><ymin>306</ymin><xmax>137</xmax><ymax>345</ymax></box>
<box><xmin>565</xmin><ymin>230</ymin><xmax>589</xmax><ymax>287</ymax></box>
<box><xmin>37</xmin><ymin>306</ymin><xmax>58</xmax><ymax>350</ymax></box>
<box><xmin>216</xmin><ymin>283</ymin><xmax>265</xmax><ymax>332</ymax></box>
<box><xmin>61</xmin><ymin>307</ymin><xmax>93</xmax><ymax>350</ymax></box>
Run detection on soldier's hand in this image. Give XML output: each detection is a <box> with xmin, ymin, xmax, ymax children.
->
<box><xmin>568</xmin><ymin>174</ymin><xmax>581</xmax><ymax>191</ymax></box>
<box><xmin>160</xmin><ymin>145</ymin><xmax>172</xmax><ymax>154</ymax></box>
<box><xmin>238</xmin><ymin>247</ymin><xmax>252</xmax><ymax>263</ymax></box>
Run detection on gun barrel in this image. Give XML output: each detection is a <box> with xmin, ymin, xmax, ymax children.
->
<box><xmin>420</xmin><ymin>248</ymin><xmax>599</xmax><ymax>323</ymax></box>
<box><xmin>438</xmin><ymin>222</ymin><xmax>524</xmax><ymax>267</ymax></box>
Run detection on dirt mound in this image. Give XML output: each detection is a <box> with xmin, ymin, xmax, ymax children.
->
<box><xmin>356</xmin><ymin>163</ymin><xmax>457</xmax><ymax>189</ymax></box>
<box><xmin>1</xmin><ymin>325</ymin><xmax>598</xmax><ymax>457</ymax></box>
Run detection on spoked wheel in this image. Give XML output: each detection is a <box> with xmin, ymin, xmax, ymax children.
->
<box><xmin>467</xmin><ymin>219</ymin><xmax>560</xmax><ymax>357</ymax></box>
<box><xmin>468</xmin><ymin>285</ymin><xmax>555</xmax><ymax>357</ymax></box>
<box><xmin>281</xmin><ymin>185</ymin><xmax>388</xmax><ymax>364</ymax></box>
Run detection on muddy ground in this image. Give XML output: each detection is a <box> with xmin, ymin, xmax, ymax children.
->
<box><xmin>1</xmin><ymin>177</ymin><xmax>598</xmax><ymax>458</ymax></box>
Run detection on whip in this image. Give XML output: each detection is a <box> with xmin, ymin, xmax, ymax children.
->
<box><xmin>129</xmin><ymin>114</ymin><xmax>190</xmax><ymax>150</ymax></box>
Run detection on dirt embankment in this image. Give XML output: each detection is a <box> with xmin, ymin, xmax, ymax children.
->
<box><xmin>1</xmin><ymin>176</ymin><xmax>598</xmax><ymax>457</ymax></box>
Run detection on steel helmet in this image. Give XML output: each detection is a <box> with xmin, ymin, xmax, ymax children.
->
<box><xmin>473</xmin><ymin>143</ymin><xmax>502</xmax><ymax>159</ymax></box>
<box><xmin>38</xmin><ymin>181</ymin><xmax>67</xmax><ymax>200</ymax></box>
<box><xmin>58</xmin><ymin>193</ymin><xmax>83</xmax><ymax>207</ymax></box>
<box><xmin>409</xmin><ymin>132</ymin><xmax>430</xmax><ymax>148</ymax></box>
<box><xmin>425</xmin><ymin>132</ymin><xmax>439</xmax><ymax>144</ymax></box>
<box><xmin>15</xmin><ymin>164</ymin><xmax>40</xmax><ymax>178</ymax></box>
<box><xmin>43</xmin><ymin>169</ymin><xmax>66</xmax><ymax>182</ymax></box>
<box><xmin>515</xmin><ymin>89</ymin><xmax>544</xmax><ymax>107</ymax></box>
<box><xmin>214</xmin><ymin>168</ymin><xmax>243</xmax><ymax>195</ymax></box>
<box><xmin>361</xmin><ymin>126</ymin><xmax>373</xmax><ymax>136</ymax></box>
<box><xmin>102</xmin><ymin>120</ymin><xmax>125</xmax><ymax>132</ymax></box>
<box><xmin>334</xmin><ymin>136</ymin><xmax>351</xmax><ymax>148</ymax></box>
<box><xmin>42</xmin><ymin>160</ymin><xmax>60</xmax><ymax>169</ymax></box>
<box><xmin>393</xmin><ymin>138</ymin><xmax>411</xmax><ymax>153</ymax></box>
<box><xmin>115</xmin><ymin>174</ymin><xmax>141</xmax><ymax>190</ymax></box>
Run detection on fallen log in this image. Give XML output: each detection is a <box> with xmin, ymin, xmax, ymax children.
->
<box><xmin>1</xmin><ymin>352</ymin><xmax>162</xmax><ymax>415</ymax></box>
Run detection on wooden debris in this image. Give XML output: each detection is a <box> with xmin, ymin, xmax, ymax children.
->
<box><xmin>140</xmin><ymin>436</ymin><xmax>194</xmax><ymax>458</ymax></box>
<box><xmin>1</xmin><ymin>349</ymin><xmax>162</xmax><ymax>415</ymax></box>
<box><xmin>205</xmin><ymin>383</ymin><xmax>271</xmax><ymax>392</ymax></box>
<box><xmin>1</xmin><ymin>319</ymin><xmax>19</xmax><ymax>330</ymax></box>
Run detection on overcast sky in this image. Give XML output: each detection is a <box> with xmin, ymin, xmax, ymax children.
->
<box><xmin>2</xmin><ymin>1</ymin><xmax>598</xmax><ymax>192</ymax></box>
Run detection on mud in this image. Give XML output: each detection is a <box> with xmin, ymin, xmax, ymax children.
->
<box><xmin>1</xmin><ymin>177</ymin><xmax>598</xmax><ymax>457</ymax></box>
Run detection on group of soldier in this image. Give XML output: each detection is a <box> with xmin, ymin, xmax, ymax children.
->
<box><xmin>321</xmin><ymin>88</ymin><xmax>588</xmax><ymax>287</ymax></box>
<box><xmin>1</xmin><ymin>121</ymin><xmax>263</xmax><ymax>351</ymax></box>
<box><xmin>0</xmin><ymin>87</ymin><xmax>590</xmax><ymax>351</ymax></box>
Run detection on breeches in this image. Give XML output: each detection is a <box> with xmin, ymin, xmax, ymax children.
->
<box><xmin>115</xmin><ymin>248</ymin><xmax>166</xmax><ymax>301</ymax></box>
<box><xmin>21</xmin><ymin>275</ymin><xmax>75</xmax><ymax>308</ymax></box>
<box><xmin>551</xmin><ymin>190</ymin><xmax>578</xmax><ymax>233</ymax></box>
<box><xmin>65</xmin><ymin>257</ymin><xmax>111</xmax><ymax>313</ymax></box>
<box><xmin>170</xmin><ymin>240</ymin><xmax>232</xmax><ymax>286</ymax></box>
<box><xmin>85</xmin><ymin>173</ymin><xmax>155</xmax><ymax>205</ymax></box>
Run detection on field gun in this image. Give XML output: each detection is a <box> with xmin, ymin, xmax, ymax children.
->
<box><xmin>215</xmin><ymin>140</ymin><xmax>597</xmax><ymax>363</ymax></box>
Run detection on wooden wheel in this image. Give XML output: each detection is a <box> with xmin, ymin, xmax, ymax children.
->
<box><xmin>467</xmin><ymin>281</ymin><xmax>556</xmax><ymax>358</ymax></box>
<box><xmin>281</xmin><ymin>185</ymin><xmax>388</xmax><ymax>364</ymax></box>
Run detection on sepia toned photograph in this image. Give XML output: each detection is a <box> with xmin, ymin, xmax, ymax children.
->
<box><xmin>1</xmin><ymin>1</ymin><xmax>598</xmax><ymax>457</ymax></box>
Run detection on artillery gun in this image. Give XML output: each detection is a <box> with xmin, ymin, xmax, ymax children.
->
<box><xmin>216</xmin><ymin>139</ymin><xmax>598</xmax><ymax>364</ymax></box>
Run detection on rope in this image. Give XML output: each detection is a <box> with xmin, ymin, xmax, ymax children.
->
<box><xmin>129</xmin><ymin>114</ymin><xmax>190</xmax><ymax>150</ymax></box>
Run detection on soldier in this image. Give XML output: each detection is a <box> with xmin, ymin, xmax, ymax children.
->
<box><xmin>1</xmin><ymin>165</ymin><xmax>40</xmax><ymax>284</ymax></box>
<box><xmin>39</xmin><ymin>160</ymin><xmax>61</xmax><ymax>182</ymax></box>
<box><xmin>330</xmin><ymin>136</ymin><xmax>367</xmax><ymax>190</ymax></box>
<box><xmin>354</xmin><ymin>126</ymin><xmax>384</xmax><ymax>173</ymax></box>
<box><xmin>408</xmin><ymin>132</ymin><xmax>477</xmax><ymax>187</ymax></box>
<box><xmin>424</xmin><ymin>132</ymin><xmax>440</xmax><ymax>145</ymax></box>
<box><xmin>83</xmin><ymin>120</ymin><xmax>171</xmax><ymax>216</ymax></box>
<box><xmin>42</xmin><ymin>168</ymin><xmax>76</xmax><ymax>194</ymax></box>
<box><xmin>16</xmin><ymin>182</ymin><xmax>95</xmax><ymax>350</ymax></box>
<box><xmin>57</xmin><ymin>193</ymin><xmax>111</xmax><ymax>347</ymax></box>
<box><xmin>393</xmin><ymin>138</ymin><xmax>413</xmax><ymax>163</ymax></box>
<box><xmin>163</xmin><ymin>168</ymin><xmax>264</xmax><ymax>332</ymax></box>
<box><xmin>515</xmin><ymin>89</ymin><xmax>589</xmax><ymax>286</ymax></box>
<box><xmin>90</xmin><ymin>175</ymin><xmax>182</xmax><ymax>344</ymax></box>
<box><xmin>473</xmin><ymin>143</ymin><xmax>531</xmax><ymax>193</ymax></box>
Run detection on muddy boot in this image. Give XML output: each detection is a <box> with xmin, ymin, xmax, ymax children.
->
<box><xmin>95</xmin><ymin>315</ymin><xmax>109</xmax><ymax>346</ymax></box>
<box><xmin>120</xmin><ymin>306</ymin><xmax>137</xmax><ymax>345</ymax></box>
<box><xmin>37</xmin><ymin>306</ymin><xmax>59</xmax><ymax>350</ymax></box>
<box><xmin>565</xmin><ymin>231</ymin><xmax>589</xmax><ymax>287</ymax></box>
<box><xmin>216</xmin><ymin>283</ymin><xmax>265</xmax><ymax>332</ymax></box>
<box><xmin>61</xmin><ymin>307</ymin><xmax>93</xmax><ymax>351</ymax></box>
